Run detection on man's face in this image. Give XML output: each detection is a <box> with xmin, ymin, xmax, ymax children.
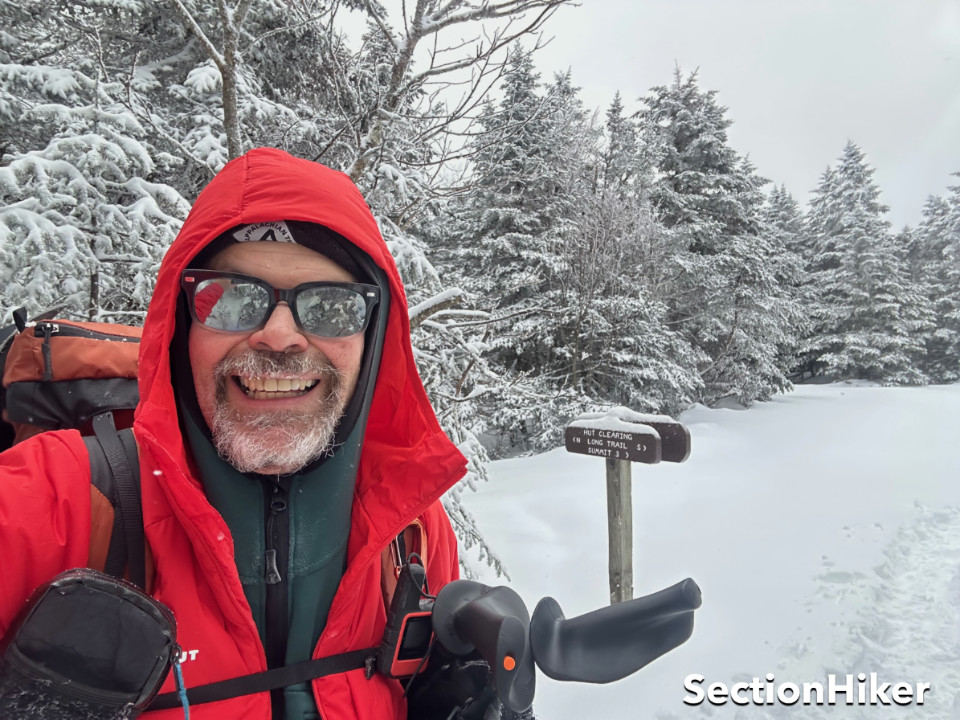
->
<box><xmin>188</xmin><ymin>240</ymin><xmax>365</xmax><ymax>475</ymax></box>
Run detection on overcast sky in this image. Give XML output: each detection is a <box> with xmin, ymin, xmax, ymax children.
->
<box><xmin>528</xmin><ymin>0</ymin><xmax>960</xmax><ymax>229</ymax></box>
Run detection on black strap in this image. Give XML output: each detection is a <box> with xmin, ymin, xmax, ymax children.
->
<box><xmin>83</xmin><ymin>428</ymin><xmax>124</xmax><ymax>579</ymax></box>
<box><xmin>116</xmin><ymin>424</ymin><xmax>143</xmax><ymax>586</ymax></box>
<box><xmin>87</xmin><ymin>412</ymin><xmax>145</xmax><ymax>589</ymax></box>
<box><xmin>11</xmin><ymin>306</ymin><xmax>27</xmax><ymax>333</ymax></box>
<box><xmin>0</xmin><ymin>308</ymin><xmax>25</xmax><ymax>411</ymax></box>
<box><xmin>83</xmin><ymin>431</ymin><xmax>117</xmax><ymax>577</ymax></box>
<box><xmin>40</xmin><ymin>326</ymin><xmax>54</xmax><ymax>381</ymax></box>
<box><xmin>149</xmin><ymin>647</ymin><xmax>377</xmax><ymax>711</ymax></box>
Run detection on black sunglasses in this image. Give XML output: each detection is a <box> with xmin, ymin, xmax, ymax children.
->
<box><xmin>181</xmin><ymin>270</ymin><xmax>380</xmax><ymax>338</ymax></box>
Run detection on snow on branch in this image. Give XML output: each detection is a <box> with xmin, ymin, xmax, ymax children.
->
<box><xmin>409</xmin><ymin>287</ymin><xmax>464</xmax><ymax>329</ymax></box>
<box><xmin>419</xmin><ymin>0</ymin><xmax>568</xmax><ymax>32</ymax></box>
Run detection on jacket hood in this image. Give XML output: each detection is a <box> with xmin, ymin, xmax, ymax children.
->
<box><xmin>135</xmin><ymin>148</ymin><xmax>466</xmax><ymax>556</ymax></box>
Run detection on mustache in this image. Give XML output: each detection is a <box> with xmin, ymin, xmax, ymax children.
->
<box><xmin>215</xmin><ymin>350</ymin><xmax>343</xmax><ymax>380</ymax></box>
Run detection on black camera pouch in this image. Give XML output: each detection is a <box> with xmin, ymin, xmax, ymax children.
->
<box><xmin>0</xmin><ymin>568</ymin><xmax>178</xmax><ymax>719</ymax></box>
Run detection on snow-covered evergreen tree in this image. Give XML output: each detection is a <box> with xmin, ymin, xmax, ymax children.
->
<box><xmin>432</xmin><ymin>50</ymin><xmax>590</xmax><ymax>448</ymax></box>
<box><xmin>443</xmin><ymin>49</ymin><xmax>555</xmax><ymax>312</ymax></box>
<box><xmin>600</xmin><ymin>92</ymin><xmax>638</xmax><ymax>195</ymax></box>
<box><xmin>759</xmin><ymin>184</ymin><xmax>810</xmax><ymax>378</ymax></box>
<box><xmin>0</xmin><ymin>0</ymin><xmax>188</xmax><ymax>322</ymax></box>
<box><xmin>764</xmin><ymin>185</ymin><xmax>807</xmax><ymax>259</ymax></box>
<box><xmin>554</xmin><ymin>188</ymin><xmax>703</xmax><ymax>415</ymax></box>
<box><xmin>636</xmin><ymin>69</ymin><xmax>796</xmax><ymax>404</ymax></box>
<box><xmin>912</xmin><ymin>181</ymin><xmax>960</xmax><ymax>381</ymax></box>
<box><xmin>801</xmin><ymin>142</ymin><xmax>931</xmax><ymax>384</ymax></box>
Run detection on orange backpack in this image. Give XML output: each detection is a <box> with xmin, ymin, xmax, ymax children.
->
<box><xmin>0</xmin><ymin>309</ymin><xmax>140</xmax><ymax>448</ymax></box>
<box><xmin>0</xmin><ymin>308</ymin><xmax>146</xmax><ymax>583</ymax></box>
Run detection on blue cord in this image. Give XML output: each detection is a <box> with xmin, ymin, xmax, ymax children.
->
<box><xmin>173</xmin><ymin>658</ymin><xmax>190</xmax><ymax>720</ymax></box>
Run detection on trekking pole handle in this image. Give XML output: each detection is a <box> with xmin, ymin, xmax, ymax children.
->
<box><xmin>530</xmin><ymin>577</ymin><xmax>702</xmax><ymax>684</ymax></box>
<box><xmin>430</xmin><ymin>580</ymin><xmax>536</xmax><ymax>713</ymax></box>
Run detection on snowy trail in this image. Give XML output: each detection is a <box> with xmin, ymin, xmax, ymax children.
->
<box><xmin>732</xmin><ymin>504</ymin><xmax>960</xmax><ymax>719</ymax></box>
<box><xmin>464</xmin><ymin>383</ymin><xmax>960</xmax><ymax>718</ymax></box>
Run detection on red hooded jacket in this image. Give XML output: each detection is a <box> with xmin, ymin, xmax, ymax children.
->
<box><xmin>0</xmin><ymin>148</ymin><xmax>468</xmax><ymax>718</ymax></box>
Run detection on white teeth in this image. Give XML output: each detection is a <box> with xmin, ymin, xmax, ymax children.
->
<box><xmin>237</xmin><ymin>377</ymin><xmax>319</xmax><ymax>395</ymax></box>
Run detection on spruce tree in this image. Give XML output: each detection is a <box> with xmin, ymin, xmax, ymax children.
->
<box><xmin>760</xmin><ymin>185</ymin><xmax>809</xmax><ymax>378</ymax></box>
<box><xmin>437</xmin><ymin>51</ymin><xmax>579</xmax><ymax>386</ymax></box>
<box><xmin>600</xmin><ymin>91</ymin><xmax>644</xmax><ymax>196</ymax></box>
<box><xmin>637</xmin><ymin>69</ymin><xmax>795</xmax><ymax>404</ymax></box>
<box><xmin>802</xmin><ymin>142</ymin><xmax>931</xmax><ymax>384</ymax></box>
<box><xmin>913</xmin><ymin>181</ymin><xmax>960</xmax><ymax>381</ymax></box>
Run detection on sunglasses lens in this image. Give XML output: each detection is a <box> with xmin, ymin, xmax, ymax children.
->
<box><xmin>193</xmin><ymin>277</ymin><xmax>270</xmax><ymax>331</ymax></box>
<box><xmin>187</xmin><ymin>272</ymin><xmax>373</xmax><ymax>338</ymax></box>
<box><xmin>297</xmin><ymin>286</ymin><xmax>368</xmax><ymax>337</ymax></box>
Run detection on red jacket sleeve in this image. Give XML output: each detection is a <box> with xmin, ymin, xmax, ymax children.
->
<box><xmin>0</xmin><ymin>430</ymin><xmax>92</xmax><ymax>638</ymax></box>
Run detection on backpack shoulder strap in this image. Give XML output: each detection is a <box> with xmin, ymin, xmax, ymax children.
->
<box><xmin>84</xmin><ymin>411</ymin><xmax>144</xmax><ymax>589</ymax></box>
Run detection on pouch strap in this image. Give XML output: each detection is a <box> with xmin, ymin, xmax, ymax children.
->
<box><xmin>149</xmin><ymin>647</ymin><xmax>377</xmax><ymax>710</ymax></box>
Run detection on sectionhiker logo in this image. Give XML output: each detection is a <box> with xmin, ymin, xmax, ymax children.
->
<box><xmin>683</xmin><ymin>673</ymin><xmax>931</xmax><ymax>707</ymax></box>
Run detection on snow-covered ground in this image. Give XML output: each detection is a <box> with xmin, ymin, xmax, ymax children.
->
<box><xmin>464</xmin><ymin>383</ymin><xmax>960</xmax><ymax>718</ymax></box>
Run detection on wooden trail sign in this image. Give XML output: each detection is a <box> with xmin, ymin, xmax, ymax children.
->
<box><xmin>565</xmin><ymin>407</ymin><xmax>690</xmax><ymax>464</ymax></box>
<box><xmin>564</xmin><ymin>425</ymin><xmax>660</xmax><ymax>463</ymax></box>
<box><xmin>565</xmin><ymin>407</ymin><xmax>690</xmax><ymax>604</ymax></box>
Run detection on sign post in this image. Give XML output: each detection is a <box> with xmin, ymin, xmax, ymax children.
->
<box><xmin>605</xmin><ymin>457</ymin><xmax>632</xmax><ymax>604</ymax></box>
<box><xmin>565</xmin><ymin>408</ymin><xmax>690</xmax><ymax>604</ymax></box>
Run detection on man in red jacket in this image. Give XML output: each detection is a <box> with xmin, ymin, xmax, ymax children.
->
<box><xmin>0</xmin><ymin>148</ymin><xmax>499</xmax><ymax>719</ymax></box>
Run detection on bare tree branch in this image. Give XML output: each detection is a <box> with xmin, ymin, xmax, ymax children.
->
<box><xmin>345</xmin><ymin>0</ymin><xmax>574</xmax><ymax>182</ymax></box>
<box><xmin>168</xmin><ymin>0</ymin><xmax>226</xmax><ymax>70</ymax></box>
<box><xmin>249</xmin><ymin>10</ymin><xmax>333</xmax><ymax>47</ymax></box>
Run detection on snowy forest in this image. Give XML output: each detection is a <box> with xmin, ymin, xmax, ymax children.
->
<box><xmin>2</xmin><ymin>1</ymin><xmax>959</xmax><ymax>570</ymax></box>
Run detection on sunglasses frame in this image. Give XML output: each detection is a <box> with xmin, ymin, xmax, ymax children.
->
<box><xmin>181</xmin><ymin>269</ymin><xmax>380</xmax><ymax>338</ymax></box>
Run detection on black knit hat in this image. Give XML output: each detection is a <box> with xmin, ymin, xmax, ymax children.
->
<box><xmin>193</xmin><ymin>220</ymin><xmax>365</xmax><ymax>281</ymax></box>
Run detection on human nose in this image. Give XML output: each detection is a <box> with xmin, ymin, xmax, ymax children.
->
<box><xmin>247</xmin><ymin>302</ymin><xmax>309</xmax><ymax>353</ymax></box>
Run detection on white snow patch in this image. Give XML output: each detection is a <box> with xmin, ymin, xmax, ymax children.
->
<box><xmin>464</xmin><ymin>383</ymin><xmax>960</xmax><ymax>718</ymax></box>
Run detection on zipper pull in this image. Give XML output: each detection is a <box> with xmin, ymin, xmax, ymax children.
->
<box><xmin>264</xmin><ymin>491</ymin><xmax>287</xmax><ymax>585</ymax></box>
<box><xmin>36</xmin><ymin>322</ymin><xmax>60</xmax><ymax>381</ymax></box>
<box><xmin>265</xmin><ymin>549</ymin><xmax>282</xmax><ymax>585</ymax></box>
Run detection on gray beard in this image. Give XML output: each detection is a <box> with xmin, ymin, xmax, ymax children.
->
<box><xmin>210</xmin><ymin>351</ymin><xmax>347</xmax><ymax>474</ymax></box>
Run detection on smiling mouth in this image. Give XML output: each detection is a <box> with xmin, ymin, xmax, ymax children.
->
<box><xmin>235</xmin><ymin>376</ymin><xmax>319</xmax><ymax>399</ymax></box>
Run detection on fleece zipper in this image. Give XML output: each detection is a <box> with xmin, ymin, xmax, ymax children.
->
<box><xmin>264</xmin><ymin>478</ymin><xmax>290</xmax><ymax>720</ymax></box>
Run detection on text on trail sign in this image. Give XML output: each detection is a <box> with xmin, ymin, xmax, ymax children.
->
<box><xmin>564</xmin><ymin>426</ymin><xmax>660</xmax><ymax>464</ymax></box>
